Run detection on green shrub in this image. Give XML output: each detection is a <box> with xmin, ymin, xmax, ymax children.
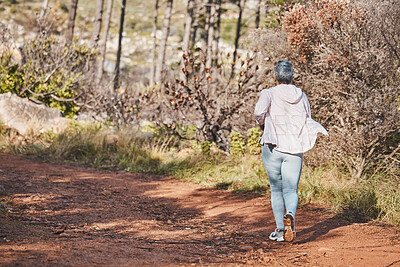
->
<box><xmin>9</xmin><ymin>6</ymin><xmax>17</xmax><ymax>14</ymax></box>
<box><xmin>229</xmin><ymin>131</ymin><xmax>245</xmax><ymax>157</ymax></box>
<box><xmin>373</xmin><ymin>177</ymin><xmax>400</xmax><ymax>225</ymax></box>
<box><xmin>0</xmin><ymin>56</ymin><xmax>24</xmax><ymax>94</ymax></box>
<box><xmin>246</xmin><ymin>127</ymin><xmax>262</xmax><ymax>155</ymax></box>
<box><xmin>0</xmin><ymin>36</ymin><xmax>96</xmax><ymax>117</ymax></box>
<box><xmin>201</xmin><ymin>141</ymin><xmax>211</xmax><ymax>155</ymax></box>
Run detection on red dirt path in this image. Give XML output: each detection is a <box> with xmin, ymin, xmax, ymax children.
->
<box><xmin>0</xmin><ymin>153</ymin><xmax>399</xmax><ymax>266</ymax></box>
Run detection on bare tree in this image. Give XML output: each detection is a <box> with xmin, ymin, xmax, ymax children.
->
<box><xmin>255</xmin><ymin>0</ymin><xmax>261</xmax><ymax>28</ymax></box>
<box><xmin>91</xmin><ymin>0</ymin><xmax>104</xmax><ymax>47</ymax></box>
<box><xmin>191</xmin><ymin>0</ymin><xmax>201</xmax><ymax>46</ymax></box>
<box><xmin>113</xmin><ymin>0</ymin><xmax>127</xmax><ymax>90</ymax></box>
<box><xmin>233</xmin><ymin>0</ymin><xmax>246</xmax><ymax>63</ymax></box>
<box><xmin>204</xmin><ymin>0</ymin><xmax>211</xmax><ymax>45</ymax></box>
<box><xmin>159</xmin><ymin>50</ymin><xmax>262</xmax><ymax>149</ymax></box>
<box><xmin>228</xmin><ymin>0</ymin><xmax>246</xmax><ymax>79</ymax></box>
<box><xmin>205</xmin><ymin>0</ymin><xmax>215</xmax><ymax>69</ymax></box>
<box><xmin>66</xmin><ymin>0</ymin><xmax>79</xmax><ymax>43</ymax></box>
<box><xmin>180</xmin><ymin>0</ymin><xmax>195</xmax><ymax>83</ymax></box>
<box><xmin>212</xmin><ymin>0</ymin><xmax>222</xmax><ymax>66</ymax></box>
<box><xmin>39</xmin><ymin>0</ymin><xmax>49</xmax><ymax>18</ymax></box>
<box><xmin>95</xmin><ymin>0</ymin><xmax>113</xmax><ymax>85</ymax></box>
<box><xmin>155</xmin><ymin>0</ymin><xmax>174</xmax><ymax>84</ymax></box>
<box><xmin>150</xmin><ymin>0</ymin><xmax>160</xmax><ymax>85</ymax></box>
<box><xmin>182</xmin><ymin>0</ymin><xmax>195</xmax><ymax>53</ymax></box>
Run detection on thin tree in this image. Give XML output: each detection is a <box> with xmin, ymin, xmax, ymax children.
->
<box><xmin>232</xmin><ymin>0</ymin><xmax>246</xmax><ymax>73</ymax></box>
<box><xmin>180</xmin><ymin>0</ymin><xmax>195</xmax><ymax>83</ymax></box>
<box><xmin>191</xmin><ymin>0</ymin><xmax>201</xmax><ymax>46</ymax></box>
<box><xmin>39</xmin><ymin>0</ymin><xmax>49</xmax><ymax>18</ymax></box>
<box><xmin>66</xmin><ymin>0</ymin><xmax>79</xmax><ymax>43</ymax></box>
<box><xmin>206</xmin><ymin>0</ymin><xmax>215</xmax><ymax>69</ymax></box>
<box><xmin>182</xmin><ymin>0</ymin><xmax>195</xmax><ymax>53</ymax></box>
<box><xmin>91</xmin><ymin>0</ymin><xmax>104</xmax><ymax>47</ymax></box>
<box><xmin>95</xmin><ymin>0</ymin><xmax>113</xmax><ymax>85</ymax></box>
<box><xmin>155</xmin><ymin>0</ymin><xmax>174</xmax><ymax>84</ymax></box>
<box><xmin>204</xmin><ymin>0</ymin><xmax>211</xmax><ymax>45</ymax></box>
<box><xmin>113</xmin><ymin>0</ymin><xmax>127</xmax><ymax>90</ymax></box>
<box><xmin>150</xmin><ymin>0</ymin><xmax>160</xmax><ymax>85</ymax></box>
<box><xmin>212</xmin><ymin>0</ymin><xmax>221</xmax><ymax>66</ymax></box>
<box><xmin>255</xmin><ymin>0</ymin><xmax>261</xmax><ymax>28</ymax></box>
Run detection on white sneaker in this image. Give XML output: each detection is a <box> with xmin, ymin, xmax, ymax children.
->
<box><xmin>269</xmin><ymin>228</ymin><xmax>284</xmax><ymax>242</ymax></box>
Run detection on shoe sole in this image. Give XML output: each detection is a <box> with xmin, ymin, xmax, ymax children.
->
<box><xmin>283</xmin><ymin>214</ymin><xmax>295</xmax><ymax>242</ymax></box>
<box><xmin>269</xmin><ymin>236</ymin><xmax>284</xmax><ymax>242</ymax></box>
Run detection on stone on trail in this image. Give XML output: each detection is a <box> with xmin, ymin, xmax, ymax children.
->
<box><xmin>239</xmin><ymin>245</ymin><xmax>254</xmax><ymax>251</ymax></box>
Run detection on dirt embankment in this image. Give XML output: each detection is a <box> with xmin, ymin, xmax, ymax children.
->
<box><xmin>0</xmin><ymin>153</ymin><xmax>399</xmax><ymax>266</ymax></box>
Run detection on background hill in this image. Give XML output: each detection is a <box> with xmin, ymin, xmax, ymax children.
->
<box><xmin>0</xmin><ymin>0</ymin><xmax>281</xmax><ymax>84</ymax></box>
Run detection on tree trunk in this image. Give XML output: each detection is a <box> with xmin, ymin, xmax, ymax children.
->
<box><xmin>182</xmin><ymin>0</ymin><xmax>195</xmax><ymax>53</ymax></box>
<box><xmin>91</xmin><ymin>0</ymin><xmax>104</xmax><ymax>47</ymax></box>
<box><xmin>95</xmin><ymin>0</ymin><xmax>113</xmax><ymax>86</ymax></box>
<box><xmin>180</xmin><ymin>0</ymin><xmax>195</xmax><ymax>83</ymax></box>
<box><xmin>255</xmin><ymin>0</ymin><xmax>261</xmax><ymax>28</ymax></box>
<box><xmin>232</xmin><ymin>0</ymin><xmax>245</xmax><ymax>77</ymax></box>
<box><xmin>206</xmin><ymin>0</ymin><xmax>215</xmax><ymax>69</ymax></box>
<box><xmin>150</xmin><ymin>0</ymin><xmax>160</xmax><ymax>85</ymax></box>
<box><xmin>113</xmin><ymin>0</ymin><xmax>127</xmax><ymax>90</ymax></box>
<box><xmin>40</xmin><ymin>0</ymin><xmax>49</xmax><ymax>18</ymax></box>
<box><xmin>191</xmin><ymin>0</ymin><xmax>201</xmax><ymax>46</ymax></box>
<box><xmin>204</xmin><ymin>0</ymin><xmax>211</xmax><ymax>45</ymax></box>
<box><xmin>155</xmin><ymin>0</ymin><xmax>173</xmax><ymax>84</ymax></box>
<box><xmin>66</xmin><ymin>0</ymin><xmax>79</xmax><ymax>43</ymax></box>
<box><xmin>212</xmin><ymin>0</ymin><xmax>221</xmax><ymax>66</ymax></box>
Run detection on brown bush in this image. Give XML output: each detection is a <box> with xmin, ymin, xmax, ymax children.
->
<box><xmin>281</xmin><ymin>0</ymin><xmax>400</xmax><ymax>177</ymax></box>
<box><xmin>141</xmin><ymin>49</ymin><xmax>264</xmax><ymax>150</ymax></box>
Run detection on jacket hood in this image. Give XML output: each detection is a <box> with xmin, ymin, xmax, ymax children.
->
<box><xmin>274</xmin><ymin>84</ymin><xmax>303</xmax><ymax>104</ymax></box>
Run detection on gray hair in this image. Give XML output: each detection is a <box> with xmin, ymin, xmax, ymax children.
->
<box><xmin>274</xmin><ymin>60</ymin><xmax>294</xmax><ymax>84</ymax></box>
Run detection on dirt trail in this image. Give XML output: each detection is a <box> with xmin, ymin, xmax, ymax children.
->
<box><xmin>0</xmin><ymin>153</ymin><xmax>399</xmax><ymax>266</ymax></box>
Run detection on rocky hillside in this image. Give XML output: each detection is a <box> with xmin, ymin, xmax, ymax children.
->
<box><xmin>0</xmin><ymin>0</ymin><xmax>272</xmax><ymax>83</ymax></box>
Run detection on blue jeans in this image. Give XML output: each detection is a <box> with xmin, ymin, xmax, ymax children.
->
<box><xmin>261</xmin><ymin>145</ymin><xmax>303</xmax><ymax>229</ymax></box>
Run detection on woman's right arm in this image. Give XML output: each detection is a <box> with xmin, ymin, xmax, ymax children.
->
<box><xmin>302</xmin><ymin>93</ymin><xmax>312</xmax><ymax>118</ymax></box>
<box><xmin>254</xmin><ymin>90</ymin><xmax>271</xmax><ymax>129</ymax></box>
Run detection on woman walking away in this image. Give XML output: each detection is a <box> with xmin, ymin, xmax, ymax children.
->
<box><xmin>254</xmin><ymin>60</ymin><xmax>328</xmax><ymax>242</ymax></box>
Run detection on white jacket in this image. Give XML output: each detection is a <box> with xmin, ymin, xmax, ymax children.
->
<box><xmin>254</xmin><ymin>84</ymin><xmax>328</xmax><ymax>154</ymax></box>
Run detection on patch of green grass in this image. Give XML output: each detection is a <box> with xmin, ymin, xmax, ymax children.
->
<box><xmin>41</xmin><ymin>123</ymin><xmax>165</xmax><ymax>173</ymax></box>
<box><xmin>173</xmin><ymin>153</ymin><xmax>268</xmax><ymax>194</ymax></box>
<box><xmin>298</xmin><ymin>165</ymin><xmax>400</xmax><ymax>225</ymax></box>
<box><xmin>370</xmin><ymin>173</ymin><xmax>400</xmax><ymax>225</ymax></box>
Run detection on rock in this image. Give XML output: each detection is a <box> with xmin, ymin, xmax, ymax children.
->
<box><xmin>263</xmin><ymin>256</ymin><xmax>272</xmax><ymax>263</ymax></box>
<box><xmin>318</xmin><ymin>247</ymin><xmax>335</xmax><ymax>253</ymax></box>
<box><xmin>102</xmin><ymin>190</ymin><xmax>112</xmax><ymax>196</ymax></box>
<box><xmin>239</xmin><ymin>245</ymin><xmax>254</xmax><ymax>251</ymax></box>
<box><xmin>0</xmin><ymin>43</ymin><xmax>23</xmax><ymax>65</ymax></box>
<box><xmin>0</xmin><ymin>185</ymin><xmax>5</xmax><ymax>191</ymax></box>
<box><xmin>0</xmin><ymin>93</ymin><xmax>70</xmax><ymax>136</ymax></box>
